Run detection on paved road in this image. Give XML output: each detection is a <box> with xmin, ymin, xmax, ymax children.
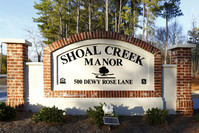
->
<box><xmin>0</xmin><ymin>74</ymin><xmax>7</xmax><ymax>78</ymax></box>
<box><xmin>0</xmin><ymin>91</ymin><xmax>6</xmax><ymax>102</ymax></box>
<box><xmin>0</xmin><ymin>84</ymin><xmax>7</xmax><ymax>102</ymax></box>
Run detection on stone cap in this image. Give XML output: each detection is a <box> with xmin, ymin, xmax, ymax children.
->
<box><xmin>0</xmin><ymin>39</ymin><xmax>32</xmax><ymax>46</ymax></box>
<box><xmin>162</xmin><ymin>64</ymin><xmax>177</xmax><ymax>68</ymax></box>
<box><xmin>168</xmin><ymin>44</ymin><xmax>196</xmax><ymax>50</ymax></box>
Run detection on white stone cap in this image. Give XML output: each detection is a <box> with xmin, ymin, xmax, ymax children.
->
<box><xmin>25</xmin><ymin>62</ymin><xmax>43</xmax><ymax>66</ymax></box>
<box><xmin>162</xmin><ymin>64</ymin><xmax>177</xmax><ymax>68</ymax></box>
<box><xmin>0</xmin><ymin>39</ymin><xmax>32</xmax><ymax>46</ymax></box>
<box><xmin>168</xmin><ymin>44</ymin><xmax>196</xmax><ymax>50</ymax></box>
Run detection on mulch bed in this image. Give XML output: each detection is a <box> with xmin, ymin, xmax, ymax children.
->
<box><xmin>0</xmin><ymin>112</ymin><xmax>199</xmax><ymax>133</ymax></box>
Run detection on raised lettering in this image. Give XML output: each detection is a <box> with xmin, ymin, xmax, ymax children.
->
<box><xmin>76</xmin><ymin>49</ymin><xmax>84</xmax><ymax>58</ymax></box>
<box><xmin>135</xmin><ymin>55</ymin><xmax>145</xmax><ymax>66</ymax></box>
<box><xmin>85</xmin><ymin>58</ymin><xmax>93</xmax><ymax>65</ymax></box>
<box><xmin>61</xmin><ymin>55</ymin><xmax>68</xmax><ymax>64</ymax></box>
<box><xmin>105</xmin><ymin>46</ymin><xmax>113</xmax><ymax>55</ymax></box>
<box><xmin>66</xmin><ymin>51</ymin><xmax>76</xmax><ymax>62</ymax></box>
<box><xmin>113</xmin><ymin>47</ymin><xmax>121</xmax><ymax>57</ymax></box>
<box><xmin>93</xmin><ymin>46</ymin><xmax>101</xmax><ymax>55</ymax></box>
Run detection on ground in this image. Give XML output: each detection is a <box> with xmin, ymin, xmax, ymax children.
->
<box><xmin>0</xmin><ymin>77</ymin><xmax>199</xmax><ymax>132</ymax></box>
<box><xmin>0</xmin><ymin>112</ymin><xmax>199</xmax><ymax>133</ymax></box>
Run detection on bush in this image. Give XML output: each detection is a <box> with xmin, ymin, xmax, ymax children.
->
<box><xmin>195</xmin><ymin>114</ymin><xmax>199</xmax><ymax>122</ymax></box>
<box><xmin>33</xmin><ymin>106</ymin><xmax>65</xmax><ymax>125</ymax></box>
<box><xmin>86</xmin><ymin>103</ymin><xmax>105</xmax><ymax>127</ymax></box>
<box><xmin>146</xmin><ymin>108</ymin><xmax>168</xmax><ymax>125</ymax></box>
<box><xmin>0</xmin><ymin>102</ymin><xmax>17</xmax><ymax>121</ymax></box>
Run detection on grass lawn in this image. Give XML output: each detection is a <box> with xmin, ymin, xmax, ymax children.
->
<box><xmin>0</xmin><ymin>78</ymin><xmax>7</xmax><ymax>85</ymax></box>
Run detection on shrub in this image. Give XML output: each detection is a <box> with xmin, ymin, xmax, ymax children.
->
<box><xmin>0</xmin><ymin>102</ymin><xmax>17</xmax><ymax>121</ymax></box>
<box><xmin>33</xmin><ymin>106</ymin><xmax>65</xmax><ymax>125</ymax></box>
<box><xmin>146</xmin><ymin>108</ymin><xmax>168</xmax><ymax>125</ymax></box>
<box><xmin>86</xmin><ymin>103</ymin><xmax>105</xmax><ymax>127</ymax></box>
<box><xmin>195</xmin><ymin>113</ymin><xmax>199</xmax><ymax>122</ymax></box>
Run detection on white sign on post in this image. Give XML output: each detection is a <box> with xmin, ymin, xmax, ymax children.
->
<box><xmin>52</xmin><ymin>39</ymin><xmax>154</xmax><ymax>91</ymax></box>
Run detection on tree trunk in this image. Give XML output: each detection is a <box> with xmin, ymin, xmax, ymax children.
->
<box><xmin>115</xmin><ymin>7</ymin><xmax>117</xmax><ymax>32</ymax></box>
<box><xmin>142</xmin><ymin>2</ymin><xmax>145</xmax><ymax>41</ymax></box>
<box><xmin>132</xmin><ymin>0</ymin><xmax>136</xmax><ymax>37</ymax></box>
<box><xmin>89</xmin><ymin>0</ymin><xmax>92</xmax><ymax>31</ymax></box>
<box><xmin>146</xmin><ymin>5</ymin><xmax>149</xmax><ymax>42</ymax></box>
<box><xmin>65</xmin><ymin>23</ymin><xmax>68</xmax><ymax>37</ymax></box>
<box><xmin>76</xmin><ymin>0</ymin><xmax>80</xmax><ymax>33</ymax></box>
<box><xmin>38</xmin><ymin>55</ymin><xmax>41</xmax><ymax>62</ymax></box>
<box><xmin>118</xmin><ymin>0</ymin><xmax>122</xmax><ymax>32</ymax></box>
<box><xmin>105</xmin><ymin>0</ymin><xmax>108</xmax><ymax>31</ymax></box>
<box><xmin>165</xmin><ymin>16</ymin><xmax>168</xmax><ymax>64</ymax></box>
<box><xmin>57</xmin><ymin>1</ymin><xmax>63</xmax><ymax>39</ymax></box>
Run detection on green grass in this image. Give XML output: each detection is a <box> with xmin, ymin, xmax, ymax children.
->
<box><xmin>0</xmin><ymin>78</ymin><xmax>7</xmax><ymax>85</ymax></box>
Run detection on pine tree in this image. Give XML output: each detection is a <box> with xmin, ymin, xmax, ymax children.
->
<box><xmin>157</xmin><ymin>0</ymin><xmax>183</xmax><ymax>64</ymax></box>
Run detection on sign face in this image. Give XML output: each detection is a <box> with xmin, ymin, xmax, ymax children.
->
<box><xmin>52</xmin><ymin>39</ymin><xmax>154</xmax><ymax>90</ymax></box>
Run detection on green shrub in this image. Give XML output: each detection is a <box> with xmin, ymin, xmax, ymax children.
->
<box><xmin>86</xmin><ymin>103</ymin><xmax>105</xmax><ymax>127</ymax></box>
<box><xmin>33</xmin><ymin>106</ymin><xmax>65</xmax><ymax>125</ymax></box>
<box><xmin>0</xmin><ymin>102</ymin><xmax>17</xmax><ymax>121</ymax></box>
<box><xmin>195</xmin><ymin>113</ymin><xmax>199</xmax><ymax>122</ymax></box>
<box><xmin>146</xmin><ymin>108</ymin><xmax>168</xmax><ymax>125</ymax></box>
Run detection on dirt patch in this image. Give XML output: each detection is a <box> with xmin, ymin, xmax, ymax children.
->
<box><xmin>0</xmin><ymin>112</ymin><xmax>199</xmax><ymax>133</ymax></box>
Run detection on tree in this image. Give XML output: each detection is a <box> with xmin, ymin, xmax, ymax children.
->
<box><xmin>155</xmin><ymin>27</ymin><xmax>166</xmax><ymax>50</ymax></box>
<box><xmin>168</xmin><ymin>21</ymin><xmax>185</xmax><ymax>45</ymax></box>
<box><xmin>88</xmin><ymin>0</ymin><xmax>92</xmax><ymax>31</ymax></box>
<box><xmin>142</xmin><ymin>0</ymin><xmax>146</xmax><ymax>41</ymax></box>
<box><xmin>26</xmin><ymin>27</ymin><xmax>45</xmax><ymax>62</ymax></box>
<box><xmin>188</xmin><ymin>20</ymin><xmax>199</xmax><ymax>77</ymax></box>
<box><xmin>117</xmin><ymin>0</ymin><xmax>122</xmax><ymax>32</ymax></box>
<box><xmin>76</xmin><ymin>0</ymin><xmax>80</xmax><ymax>33</ymax></box>
<box><xmin>0</xmin><ymin>53</ymin><xmax>7</xmax><ymax>74</ymax></box>
<box><xmin>130</xmin><ymin>0</ymin><xmax>142</xmax><ymax>37</ymax></box>
<box><xmin>157</xmin><ymin>0</ymin><xmax>183</xmax><ymax>64</ymax></box>
<box><xmin>105</xmin><ymin>0</ymin><xmax>109</xmax><ymax>31</ymax></box>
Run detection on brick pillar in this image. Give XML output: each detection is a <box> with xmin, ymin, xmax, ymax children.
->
<box><xmin>169</xmin><ymin>44</ymin><xmax>195</xmax><ymax>116</ymax></box>
<box><xmin>1</xmin><ymin>39</ymin><xmax>31</xmax><ymax>110</ymax></box>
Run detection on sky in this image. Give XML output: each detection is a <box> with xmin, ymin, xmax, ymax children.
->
<box><xmin>0</xmin><ymin>0</ymin><xmax>199</xmax><ymax>57</ymax></box>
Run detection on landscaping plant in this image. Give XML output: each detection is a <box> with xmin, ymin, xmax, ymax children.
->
<box><xmin>146</xmin><ymin>108</ymin><xmax>168</xmax><ymax>125</ymax></box>
<box><xmin>0</xmin><ymin>102</ymin><xmax>17</xmax><ymax>121</ymax></box>
<box><xmin>86</xmin><ymin>103</ymin><xmax>104</xmax><ymax>127</ymax></box>
<box><xmin>33</xmin><ymin>106</ymin><xmax>65</xmax><ymax>125</ymax></box>
<box><xmin>195</xmin><ymin>113</ymin><xmax>199</xmax><ymax>122</ymax></box>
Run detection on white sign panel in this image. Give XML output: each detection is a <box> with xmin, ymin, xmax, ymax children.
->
<box><xmin>52</xmin><ymin>39</ymin><xmax>154</xmax><ymax>90</ymax></box>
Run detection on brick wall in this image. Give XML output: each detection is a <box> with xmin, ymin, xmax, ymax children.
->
<box><xmin>4</xmin><ymin>41</ymin><xmax>30</xmax><ymax>110</ymax></box>
<box><xmin>171</xmin><ymin>48</ymin><xmax>193</xmax><ymax>115</ymax></box>
<box><xmin>43</xmin><ymin>31</ymin><xmax>162</xmax><ymax>99</ymax></box>
<box><xmin>3</xmin><ymin>33</ymin><xmax>194</xmax><ymax>115</ymax></box>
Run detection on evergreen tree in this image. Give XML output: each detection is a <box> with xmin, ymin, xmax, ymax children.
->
<box><xmin>157</xmin><ymin>0</ymin><xmax>183</xmax><ymax>64</ymax></box>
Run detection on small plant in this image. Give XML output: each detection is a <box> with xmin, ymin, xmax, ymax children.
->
<box><xmin>146</xmin><ymin>108</ymin><xmax>168</xmax><ymax>125</ymax></box>
<box><xmin>86</xmin><ymin>103</ymin><xmax>104</xmax><ymax>127</ymax></box>
<box><xmin>195</xmin><ymin>113</ymin><xmax>199</xmax><ymax>122</ymax></box>
<box><xmin>0</xmin><ymin>102</ymin><xmax>17</xmax><ymax>121</ymax></box>
<box><xmin>33</xmin><ymin>106</ymin><xmax>65</xmax><ymax>125</ymax></box>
